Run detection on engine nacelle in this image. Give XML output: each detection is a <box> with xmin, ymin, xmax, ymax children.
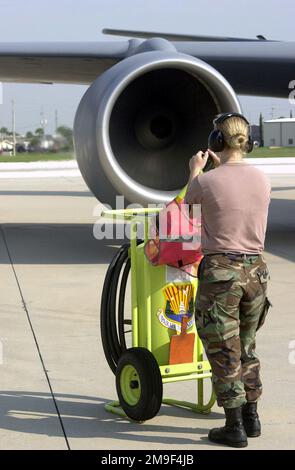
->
<box><xmin>74</xmin><ymin>50</ymin><xmax>241</xmax><ymax>206</ymax></box>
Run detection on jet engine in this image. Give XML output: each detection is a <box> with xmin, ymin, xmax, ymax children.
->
<box><xmin>73</xmin><ymin>49</ymin><xmax>241</xmax><ymax>206</ymax></box>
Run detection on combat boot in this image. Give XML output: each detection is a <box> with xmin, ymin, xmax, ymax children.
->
<box><xmin>208</xmin><ymin>406</ymin><xmax>248</xmax><ymax>448</ymax></box>
<box><xmin>242</xmin><ymin>402</ymin><xmax>261</xmax><ymax>437</ymax></box>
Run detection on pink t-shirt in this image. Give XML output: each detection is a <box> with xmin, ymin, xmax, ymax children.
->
<box><xmin>184</xmin><ymin>161</ymin><xmax>271</xmax><ymax>254</ymax></box>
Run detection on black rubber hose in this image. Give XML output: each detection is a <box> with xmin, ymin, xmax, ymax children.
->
<box><xmin>100</xmin><ymin>244</ymin><xmax>129</xmax><ymax>374</ymax></box>
<box><xmin>118</xmin><ymin>258</ymin><xmax>131</xmax><ymax>351</ymax></box>
<box><xmin>109</xmin><ymin>248</ymin><xmax>129</xmax><ymax>359</ymax></box>
<box><xmin>100</xmin><ymin>241</ymin><xmax>142</xmax><ymax>374</ymax></box>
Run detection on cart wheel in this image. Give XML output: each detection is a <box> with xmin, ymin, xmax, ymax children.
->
<box><xmin>116</xmin><ymin>347</ymin><xmax>163</xmax><ymax>422</ymax></box>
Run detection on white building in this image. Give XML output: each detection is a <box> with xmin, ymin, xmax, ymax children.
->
<box><xmin>263</xmin><ymin>117</ymin><xmax>295</xmax><ymax>147</ymax></box>
<box><xmin>0</xmin><ymin>139</ymin><xmax>13</xmax><ymax>151</ymax></box>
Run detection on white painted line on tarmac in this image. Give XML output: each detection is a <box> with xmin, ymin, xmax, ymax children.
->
<box><xmin>245</xmin><ymin>158</ymin><xmax>295</xmax><ymax>174</ymax></box>
<box><xmin>0</xmin><ymin>169</ymin><xmax>81</xmax><ymax>179</ymax></box>
<box><xmin>0</xmin><ymin>160</ymin><xmax>81</xmax><ymax>178</ymax></box>
<box><xmin>0</xmin><ymin>158</ymin><xmax>294</xmax><ymax>178</ymax></box>
<box><xmin>0</xmin><ymin>160</ymin><xmax>78</xmax><ymax>170</ymax></box>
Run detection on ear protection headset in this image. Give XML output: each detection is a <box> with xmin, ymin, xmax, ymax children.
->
<box><xmin>208</xmin><ymin>112</ymin><xmax>253</xmax><ymax>153</ymax></box>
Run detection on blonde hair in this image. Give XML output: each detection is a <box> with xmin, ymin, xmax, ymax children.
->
<box><xmin>216</xmin><ymin>116</ymin><xmax>249</xmax><ymax>153</ymax></box>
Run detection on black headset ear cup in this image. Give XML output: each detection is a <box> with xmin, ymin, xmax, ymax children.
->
<box><xmin>208</xmin><ymin>129</ymin><xmax>225</xmax><ymax>152</ymax></box>
<box><xmin>246</xmin><ymin>134</ymin><xmax>253</xmax><ymax>153</ymax></box>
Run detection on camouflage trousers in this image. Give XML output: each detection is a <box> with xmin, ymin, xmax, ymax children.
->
<box><xmin>195</xmin><ymin>253</ymin><xmax>272</xmax><ymax>409</ymax></box>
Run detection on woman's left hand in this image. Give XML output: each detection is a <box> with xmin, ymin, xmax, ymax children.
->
<box><xmin>207</xmin><ymin>149</ymin><xmax>221</xmax><ymax>167</ymax></box>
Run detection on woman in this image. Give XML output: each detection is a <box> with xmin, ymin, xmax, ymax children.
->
<box><xmin>184</xmin><ymin>113</ymin><xmax>272</xmax><ymax>448</ymax></box>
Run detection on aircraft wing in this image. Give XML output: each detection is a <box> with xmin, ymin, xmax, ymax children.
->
<box><xmin>176</xmin><ymin>40</ymin><xmax>295</xmax><ymax>97</ymax></box>
<box><xmin>0</xmin><ymin>39</ymin><xmax>294</xmax><ymax>97</ymax></box>
<box><xmin>0</xmin><ymin>41</ymin><xmax>129</xmax><ymax>84</ymax></box>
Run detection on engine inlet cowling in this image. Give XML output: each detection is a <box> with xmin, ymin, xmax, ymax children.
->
<box><xmin>74</xmin><ymin>51</ymin><xmax>241</xmax><ymax>206</ymax></box>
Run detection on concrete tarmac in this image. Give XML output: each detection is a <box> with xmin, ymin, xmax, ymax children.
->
<box><xmin>0</xmin><ymin>173</ymin><xmax>294</xmax><ymax>450</ymax></box>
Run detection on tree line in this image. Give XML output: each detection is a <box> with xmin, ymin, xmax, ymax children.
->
<box><xmin>0</xmin><ymin>125</ymin><xmax>73</xmax><ymax>151</ymax></box>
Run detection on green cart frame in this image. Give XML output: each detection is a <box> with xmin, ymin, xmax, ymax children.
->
<box><xmin>101</xmin><ymin>207</ymin><xmax>215</xmax><ymax>421</ymax></box>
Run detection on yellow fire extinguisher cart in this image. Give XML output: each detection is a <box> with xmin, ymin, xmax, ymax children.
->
<box><xmin>101</xmin><ymin>207</ymin><xmax>215</xmax><ymax>422</ymax></box>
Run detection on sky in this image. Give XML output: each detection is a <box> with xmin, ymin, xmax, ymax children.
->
<box><xmin>0</xmin><ymin>0</ymin><xmax>294</xmax><ymax>134</ymax></box>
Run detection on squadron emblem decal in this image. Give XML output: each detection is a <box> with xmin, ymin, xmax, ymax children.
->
<box><xmin>157</xmin><ymin>283</ymin><xmax>195</xmax><ymax>332</ymax></box>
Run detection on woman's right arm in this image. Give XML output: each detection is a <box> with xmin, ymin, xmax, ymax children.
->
<box><xmin>184</xmin><ymin>151</ymin><xmax>208</xmax><ymax>204</ymax></box>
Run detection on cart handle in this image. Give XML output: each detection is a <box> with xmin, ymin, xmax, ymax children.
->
<box><xmin>101</xmin><ymin>207</ymin><xmax>163</xmax><ymax>222</ymax></box>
